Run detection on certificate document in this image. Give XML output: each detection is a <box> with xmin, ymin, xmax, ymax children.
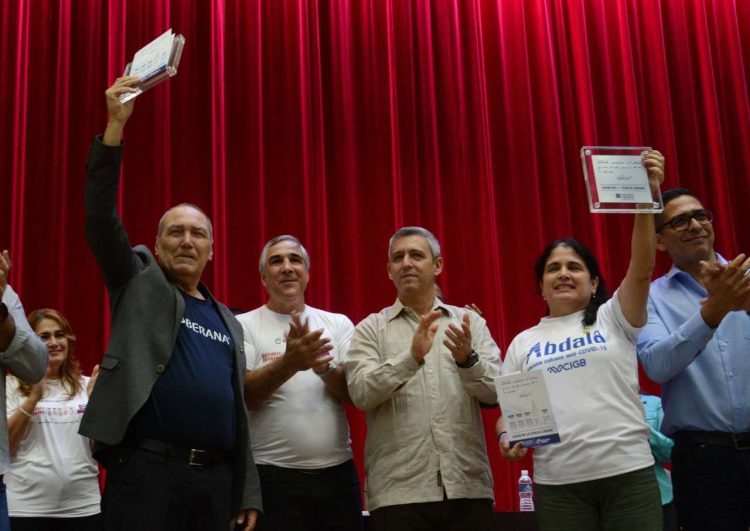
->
<box><xmin>128</xmin><ymin>29</ymin><xmax>176</xmax><ymax>80</ymax></box>
<box><xmin>581</xmin><ymin>146</ymin><xmax>663</xmax><ymax>213</ymax></box>
<box><xmin>591</xmin><ymin>155</ymin><xmax>652</xmax><ymax>203</ymax></box>
<box><xmin>496</xmin><ymin>371</ymin><xmax>561</xmax><ymax>448</ymax></box>
<box><xmin>120</xmin><ymin>29</ymin><xmax>186</xmax><ymax>103</ymax></box>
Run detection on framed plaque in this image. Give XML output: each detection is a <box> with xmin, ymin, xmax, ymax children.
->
<box><xmin>581</xmin><ymin>146</ymin><xmax>663</xmax><ymax>213</ymax></box>
<box><xmin>120</xmin><ymin>29</ymin><xmax>185</xmax><ymax>103</ymax></box>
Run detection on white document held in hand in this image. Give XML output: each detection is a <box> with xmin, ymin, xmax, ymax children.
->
<box><xmin>120</xmin><ymin>29</ymin><xmax>185</xmax><ymax>103</ymax></box>
<box><xmin>129</xmin><ymin>29</ymin><xmax>175</xmax><ymax>80</ymax></box>
<box><xmin>496</xmin><ymin>371</ymin><xmax>561</xmax><ymax>448</ymax></box>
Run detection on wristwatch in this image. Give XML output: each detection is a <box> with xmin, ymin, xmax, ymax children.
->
<box><xmin>456</xmin><ymin>350</ymin><xmax>479</xmax><ymax>368</ymax></box>
<box><xmin>0</xmin><ymin>302</ymin><xmax>8</xmax><ymax>322</ymax></box>
<box><xmin>316</xmin><ymin>360</ymin><xmax>338</xmax><ymax>380</ymax></box>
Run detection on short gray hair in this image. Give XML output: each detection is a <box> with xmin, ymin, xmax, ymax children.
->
<box><xmin>388</xmin><ymin>226</ymin><xmax>441</xmax><ymax>259</ymax></box>
<box><xmin>259</xmin><ymin>235</ymin><xmax>310</xmax><ymax>274</ymax></box>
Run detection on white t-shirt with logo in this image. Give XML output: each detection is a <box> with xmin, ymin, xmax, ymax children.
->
<box><xmin>502</xmin><ymin>292</ymin><xmax>653</xmax><ymax>485</ymax></box>
<box><xmin>237</xmin><ymin>305</ymin><xmax>353</xmax><ymax>469</ymax></box>
<box><xmin>5</xmin><ymin>376</ymin><xmax>100</xmax><ymax>517</ymax></box>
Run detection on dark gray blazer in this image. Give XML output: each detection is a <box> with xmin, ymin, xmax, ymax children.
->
<box><xmin>80</xmin><ymin>136</ymin><xmax>261</xmax><ymax>514</ymax></box>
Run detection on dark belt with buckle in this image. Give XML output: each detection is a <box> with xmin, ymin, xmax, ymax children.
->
<box><xmin>133</xmin><ymin>438</ymin><xmax>229</xmax><ymax>467</ymax></box>
<box><xmin>674</xmin><ymin>430</ymin><xmax>750</xmax><ymax>451</ymax></box>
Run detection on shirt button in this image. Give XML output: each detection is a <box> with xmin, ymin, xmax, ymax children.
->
<box><xmin>156</xmin><ymin>363</ymin><xmax>166</xmax><ymax>373</ymax></box>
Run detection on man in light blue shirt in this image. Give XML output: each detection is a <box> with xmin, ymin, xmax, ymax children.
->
<box><xmin>637</xmin><ymin>188</ymin><xmax>750</xmax><ymax>531</ymax></box>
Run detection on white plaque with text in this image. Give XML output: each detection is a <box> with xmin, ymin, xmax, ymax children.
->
<box><xmin>120</xmin><ymin>29</ymin><xmax>186</xmax><ymax>103</ymax></box>
<box><xmin>495</xmin><ymin>371</ymin><xmax>561</xmax><ymax>448</ymax></box>
<box><xmin>581</xmin><ymin>146</ymin><xmax>663</xmax><ymax>213</ymax></box>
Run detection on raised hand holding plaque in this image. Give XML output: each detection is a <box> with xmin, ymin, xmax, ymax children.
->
<box><xmin>119</xmin><ymin>29</ymin><xmax>185</xmax><ymax>103</ymax></box>
<box><xmin>581</xmin><ymin>146</ymin><xmax>663</xmax><ymax>213</ymax></box>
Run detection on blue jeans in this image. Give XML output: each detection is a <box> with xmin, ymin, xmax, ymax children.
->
<box><xmin>255</xmin><ymin>460</ymin><xmax>363</xmax><ymax>531</ymax></box>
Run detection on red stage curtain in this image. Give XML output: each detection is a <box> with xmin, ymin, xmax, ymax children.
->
<box><xmin>2</xmin><ymin>0</ymin><xmax>749</xmax><ymax>511</ymax></box>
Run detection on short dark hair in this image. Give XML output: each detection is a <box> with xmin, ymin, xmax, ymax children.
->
<box><xmin>534</xmin><ymin>238</ymin><xmax>609</xmax><ymax>327</ymax></box>
<box><xmin>661</xmin><ymin>187</ymin><xmax>697</xmax><ymax>207</ymax></box>
<box><xmin>657</xmin><ymin>188</ymin><xmax>702</xmax><ymax>230</ymax></box>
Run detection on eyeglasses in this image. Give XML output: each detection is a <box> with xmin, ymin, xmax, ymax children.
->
<box><xmin>657</xmin><ymin>209</ymin><xmax>713</xmax><ymax>232</ymax></box>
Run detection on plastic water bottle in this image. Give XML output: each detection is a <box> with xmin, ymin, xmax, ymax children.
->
<box><xmin>518</xmin><ymin>469</ymin><xmax>534</xmax><ymax>512</ymax></box>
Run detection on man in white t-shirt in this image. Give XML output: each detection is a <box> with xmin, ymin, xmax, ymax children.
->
<box><xmin>239</xmin><ymin>235</ymin><xmax>363</xmax><ymax>531</ymax></box>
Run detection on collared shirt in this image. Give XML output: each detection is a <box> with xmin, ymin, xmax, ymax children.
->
<box><xmin>637</xmin><ymin>256</ymin><xmax>750</xmax><ymax>435</ymax></box>
<box><xmin>0</xmin><ymin>285</ymin><xmax>48</xmax><ymax>474</ymax></box>
<box><xmin>345</xmin><ymin>298</ymin><xmax>501</xmax><ymax>511</ymax></box>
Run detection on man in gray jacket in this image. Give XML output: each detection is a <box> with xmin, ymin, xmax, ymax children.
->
<box><xmin>81</xmin><ymin>76</ymin><xmax>261</xmax><ymax>531</ymax></box>
<box><xmin>0</xmin><ymin>250</ymin><xmax>47</xmax><ymax>531</ymax></box>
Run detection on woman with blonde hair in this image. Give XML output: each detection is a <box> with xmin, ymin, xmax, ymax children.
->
<box><xmin>6</xmin><ymin>309</ymin><xmax>101</xmax><ymax>530</ymax></box>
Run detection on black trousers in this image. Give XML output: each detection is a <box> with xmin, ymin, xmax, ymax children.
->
<box><xmin>255</xmin><ymin>460</ymin><xmax>363</xmax><ymax>531</ymax></box>
<box><xmin>671</xmin><ymin>440</ymin><xmax>750</xmax><ymax>531</ymax></box>
<box><xmin>9</xmin><ymin>515</ymin><xmax>102</xmax><ymax>531</ymax></box>
<box><xmin>369</xmin><ymin>497</ymin><xmax>495</xmax><ymax>531</ymax></box>
<box><xmin>101</xmin><ymin>447</ymin><xmax>233</xmax><ymax>531</ymax></box>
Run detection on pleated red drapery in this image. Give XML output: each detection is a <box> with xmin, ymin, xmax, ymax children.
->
<box><xmin>2</xmin><ymin>0</ymin><xmax>750</xmax><ymax>510</ymax></box>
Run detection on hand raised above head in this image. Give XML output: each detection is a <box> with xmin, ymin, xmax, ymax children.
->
<box><xmin>642</xmin><ymin>149</ymin><xmax>665</xmax><ymax>186</ymax></box>
<box><xmin>104</xmin><ymin>76</ymin><xmax>141</xmax><ymax>126</ymax></box>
